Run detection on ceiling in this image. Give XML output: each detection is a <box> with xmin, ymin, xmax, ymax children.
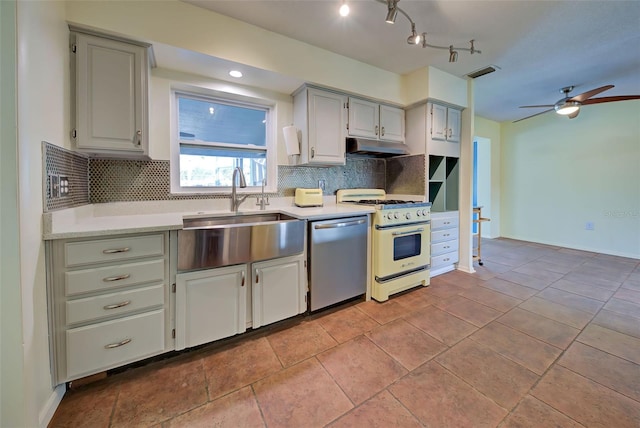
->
<box><xmin>171</xmin><ymin>0</ymin><xmax>640</xmax><ymax>122</ymax></box>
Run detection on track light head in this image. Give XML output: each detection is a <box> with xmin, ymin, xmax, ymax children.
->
<box><xmin>385</xmin><ymin>0</ymin><xmax>398</xmax><ymax>23</ymax></box>
<box><xmin>407</xmin><ymin>23</ymin><xmax>421</xmax><ymax>45</ymax></box>
<box><xmin>448</xmin><ymin>46</ymin><xmax>458</xmax><ymax>62</ymax></box>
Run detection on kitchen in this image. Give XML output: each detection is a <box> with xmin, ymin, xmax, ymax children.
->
<box><xmin>2</xmin><ymin>1</ymin><xmax>639</xmax><ymax>427</ymax></box>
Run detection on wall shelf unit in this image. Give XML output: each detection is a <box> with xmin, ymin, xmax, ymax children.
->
<box><xmin>428</xmin><ymin>155</ymin><xmax>459</xmax><ymax>213</ymax></box>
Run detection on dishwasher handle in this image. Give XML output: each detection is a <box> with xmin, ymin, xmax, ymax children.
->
<box><xmin>313</xmin><ymin>218</ymin><xmax>366</xmax><ymax>230</ymax></box>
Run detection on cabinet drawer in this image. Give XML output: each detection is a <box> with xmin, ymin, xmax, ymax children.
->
<box><xmin>431</xmin><ymin>240</ymin><xmax>459</xmax><ymax>257</ymax></box>
<box><xmin>66</xmin><ymin>309</ymin><xmax>165</xmax><ymax>380</ymax></box>
<box><xmin>66</xmin><ymin>284</ymin><xmax>164</xmax><ymax>325</ymax></box>
<box><xmin>65</xmin><ymin>234</ymin><xmax>164</xmax><ymax>267</ymax></box>
<box><xmin>431</xmin><ymin>251</ymin><xmax>459</xmax><ymax>269</ymax></box>
<box><xmin>431</xmin><ymin>216</ymin><xmax>459</xmax><ymax>230</ymax></box>
<box><xmin>431</xmin><ymin>228</ymin><xmax>459</xmax><ymax>244</ymax></box>
<box><xmin>65</xmin><ymin>258</ymin><xmax>165</xmax><ymax>296</ymax></box>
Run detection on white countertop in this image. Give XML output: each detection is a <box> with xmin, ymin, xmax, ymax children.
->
<box><xmin>42</xmin><ymin>197</ymin><xmax>375</xmax><ymax>240</ymax></box>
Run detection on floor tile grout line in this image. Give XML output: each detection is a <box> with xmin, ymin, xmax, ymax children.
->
<box><xmin>555</xmin><ymin>343</ymin><xmax>640</xmax><ymax>405</ymax></box>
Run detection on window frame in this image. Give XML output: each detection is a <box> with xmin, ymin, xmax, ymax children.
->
<box><xmin>170</xmin><ymin>88</ymin><xmax>277</xmax><ymax>195</ymax></box>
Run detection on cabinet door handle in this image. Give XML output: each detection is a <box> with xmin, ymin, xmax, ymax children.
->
<box><xmin>241</xmin><ymin>271</ymin><xmax>245</xmax><ymax>287</ymax></box>
<box><xmin>255</xmin><ymin>272</ymin><xmax>259</xmax><ymax>283</ymax></box>
<box><xmin>136</xmin><ymin>130</ymin><xmax>142</xmax><ymax>146</ymax></box>
<box><xmin>311</xmin><ymin>147</ymin><xmax>315</xmax><ymax>158</ymax></box>
<box><xmin>103</xmin><ymin>300</ymin><xmax>131</xmax><ymax>310</ymax></box>
<box><xmin>381</xmin><ymin>126</ymin><xmax>385</xmax><ymax>136</ymax></box>
<box><xmin>375</xmin><ymin>125</ymin><xmax>379</xmax><ymax>136</ymax></box>
<box><xmin>104</xmin><ymin>338</ymin><xmax>132</xmax><ymax>349</ymax></box>
<box><xmin>102</xmin><ymin>247</ymin><xmax>130</xmax><ymax>254</ymax></box>
<box><xmin>103</xmin><ymin>274</ymin><xmax>131</xmax><ymax>282</ymax></box>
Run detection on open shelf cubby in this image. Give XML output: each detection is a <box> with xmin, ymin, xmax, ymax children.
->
<box><xmin>428</xmin><ymin>155</ymin><xmax>459</xmax><ymax>212</ymax></box>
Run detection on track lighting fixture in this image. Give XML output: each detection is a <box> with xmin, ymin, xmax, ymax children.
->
<box><xmin>385</xmin><ymin>0</ymin><xmax>398</xmax><ymax>23</ymax></box>
<box><xmin>374</xmin><ymin>0</ymin><xmax>481</xmax><ymax>61</ymax></box>
<box><xmin>448</xmin><ymin>46</ymin><xmax>458</xmax><ymax>63</ymax></box>
<box><xmin>407</xmin><ymin>22</ymin><xmax>421</xmax><ymax>45</ymax></box>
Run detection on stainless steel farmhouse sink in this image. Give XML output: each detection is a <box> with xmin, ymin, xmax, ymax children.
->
<box><xmin>178</xmin><ymin>213</ymin><xmax>305</xmax><ymax>272</ymax></box>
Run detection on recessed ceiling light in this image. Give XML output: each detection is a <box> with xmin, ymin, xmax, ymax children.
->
<box><xmin>339</xmin><ymin>2</ymin><xmax>350</xmax><ymax>17</ymax></box>
<box><xmin>229</xmin><ymin>70</ymin><xmax>243</xmax><ymax>78</ymax></box>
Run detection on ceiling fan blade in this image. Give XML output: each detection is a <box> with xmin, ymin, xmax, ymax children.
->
<box><xmin>581</xmin><ymin>95</ymin><xmax>640</xmax><ymax>105</ymax></box>
<box><xmin>570</xmin><ymin>85</ymin><xmax>614</xmax><ymax>102</ymax></box>
<box><xmin>519</xmin><ymin>104</ymin><xmax>554</xmax><ymax>109</ymax></box>
<box><xmin>513</xmin><ymin>108</ymin><xmax>554</xmax><ymax>123</ymax></box>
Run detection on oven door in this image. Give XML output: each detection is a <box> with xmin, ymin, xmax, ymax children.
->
<box><xmin>373</xmin><ymin>221</ymin><xmax>430</xmax><ymax>280</ymax></box>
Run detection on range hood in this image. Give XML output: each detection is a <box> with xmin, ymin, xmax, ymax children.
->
<box><xmin>346</xmin><ymin>137</ymin><xmax>409</xmax><ymax>157</ymax></box>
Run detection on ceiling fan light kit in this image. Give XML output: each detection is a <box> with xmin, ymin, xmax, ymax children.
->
<box><xmin>515</xmin><ymin>85</ymin><xmax>640</xmax><ymax>123</ymax></box>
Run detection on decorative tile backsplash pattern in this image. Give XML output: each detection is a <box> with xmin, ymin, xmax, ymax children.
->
<box><xmin>386</xmin><ymin>154</ymin><xmax>425</xmax><ymax>195</ymax></box>
<box><xmin>43</xmin><ymin>142</ymin><xmax>89</xmax><ymax>212</ymax></box>
<box><xmin>44</xmin><ymin>145</ymin><xmax>425</xmax><ymax>208</ymax></box>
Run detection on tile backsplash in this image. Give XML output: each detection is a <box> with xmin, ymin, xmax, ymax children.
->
<box><xmin>43</xmin><ymin>142</ymin><xmax>425</xmax><ymax>210</ymax></box>
<box><xmin>43</xmin><ymin>142</ymin><xmax>89</xmax><ymax>212</ymax></box>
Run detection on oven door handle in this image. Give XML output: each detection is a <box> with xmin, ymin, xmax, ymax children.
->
<box><xmin>392</xmin><ymin>228</ymin><xmax>424</xmax><ymax>236</ymax></box>
<box><xmin>314</xmin><ymin>219</ymin><xmax>366</xmax><ymax>229</ymax></box>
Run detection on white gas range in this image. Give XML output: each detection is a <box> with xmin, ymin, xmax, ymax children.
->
<box><xmin>337</xmin><ymin>189</ymin><xmax>431</xmax><ymax>301</ymax></box>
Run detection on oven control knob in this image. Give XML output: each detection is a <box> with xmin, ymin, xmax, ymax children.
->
<box><xmin>416</xmin><ymin>210</ymin><xmax>421</xmax><ymax>217</ymax></box>
<box><xmin>388</xmin><ymin>213</ymin><xmax>394</xmax><ymax>220</ymax></box>
<box><xmin>405</xmin><ymin>213</ymin><xmax>411</xmax><ymax>220</ymax></box>
<box><xmin>393</xmin><ymin>212</ymin><xmax>400</xmax><ymax>219</ymax></box>
<box><xmin>422</xmin><ymin>209</ymin><xmax>428</xmax><ymax>216</ymax></box>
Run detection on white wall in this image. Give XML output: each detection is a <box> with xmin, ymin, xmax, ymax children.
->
<box><xmin>1</xmin><ymin>1</ymin><xmax>26</xmax><ymax>426</ymax></box>
<box><xmin>16</xmin><ymin>0</ymin><xmax>69</xmax><ymax>425</ymax></box>
<box><xmin>65</xmin><ymin>0</ymin><xmax>404</xmax><ymax>105</ymax></box>
<box><xmin>474</xmin><ymin>137</ymin><xmax>493</xmax><ymax>238</ymax></box>
<box><xmin>501</xmin><ymin>101</ymin><xmax>640</xmax><ymax>258</ymax></box>
<box><xmin>474</xmin><ymin>116</ymin><xmax>502</xmax><ymax>238</ymax></box>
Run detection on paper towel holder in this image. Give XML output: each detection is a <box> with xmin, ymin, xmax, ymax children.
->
<box><xmin>282</xmin><ymin>125</ymin><xmax>300</xmax><ymax>164</ymax></box>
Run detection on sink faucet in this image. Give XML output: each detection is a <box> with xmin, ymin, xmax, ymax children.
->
<box><xmin>231</xmin><ymin>167</ymin><xmax>248</xmax><ymax>212</ymax></box>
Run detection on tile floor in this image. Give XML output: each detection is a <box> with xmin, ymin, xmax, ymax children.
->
<box><xmin>49</xmin><ymin>238</ymin><xmax>640</xmax><ymax>428</ymax></box>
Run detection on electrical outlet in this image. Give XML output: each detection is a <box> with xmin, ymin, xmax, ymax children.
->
<box><xmin>50</xmin><ymin>175</ymin><xmax>59</xmax><ymax>198</ymax></box>
<box><xmin>585</xmin><ymin>221</ymin><xmax>595</xmax><ymax>231</ymax></box>
<box><xmin>59</xmin><ymin>176</ymin><xmax>70</xmax><ymax>197</ymax></box>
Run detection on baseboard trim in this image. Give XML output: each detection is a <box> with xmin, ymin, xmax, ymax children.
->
<box><xmin>39</xmin><ymin>384</ymin><xmax>65</xmax><ymax>427</ymax></box>
<box><xmin>500</xmin><ymin>234</ymin><xmax>640</xmax><ymax>260</ymax></box>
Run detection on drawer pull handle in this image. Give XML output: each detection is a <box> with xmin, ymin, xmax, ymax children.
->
<box><xmin>103</xmin><ymin>300</ymin><xmax>131</xmax><ymax>310</ymax></box>
<box><xmin>104</xmin><ymin>338</ymin><xmax>132</xmax><ymax>349</ymax></box>
<box><xmin>443</xmin><ymin>234</ymin><xmax>450</xmax><ymax>237</ymax></box>
<box><xmin>103</xmin><ymin>274</ymin><xmax>131</xmax><ymax>282</ymax></box>
<box><xmin>103</xmin><ymin>247</ymin><xmax>130</xmax><ymax>254</ymax></box>
<box><xmin>443</xmin><ymin>258</ymin><xmax>450</xmax><ymax>262</ymax></box>
<box><xmin>444</xmin><ymin>246</ymin><xmax>450</xmax><ymax>249</ymax></box>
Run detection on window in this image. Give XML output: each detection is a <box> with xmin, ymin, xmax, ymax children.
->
<box><xmin>172</xmin><ymin>91</ymin><xmax>274</xmax><ymax>193</ymax></box>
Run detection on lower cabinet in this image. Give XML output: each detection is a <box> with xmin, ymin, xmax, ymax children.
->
<box><xmin>175</xmin><ymin>265</ymin><xmax>248</xmax><ymax>350</ymax></box>
<box><xmin>430</xmin><ymin>211</ymin><xmax>460</xmax><ymax>277</ymax></box>
<box><xmin>175</xmin><ymin>253</ymin><xmax>306</xmax><ymax>351</ymax></box>
<box><xmin>46</xmin><ymin>232</ymin><xmax>170</xmax><ymax>384</ymax></box>
<box><xmin>252</xmin><ymin>255</ymin><xmax>306</xmax><ymax>329</ymax></box>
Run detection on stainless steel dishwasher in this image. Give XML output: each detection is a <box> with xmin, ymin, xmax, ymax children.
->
<box><xmin>309</xmin><ymin>216</ymin><xmax>368</xmax><ymax>311</ymax></box>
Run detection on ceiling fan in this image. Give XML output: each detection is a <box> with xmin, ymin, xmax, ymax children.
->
<box><xmin>514</xmin><ymin>85</ymin><xmax>640</xmax><ymax>123</ymax></box>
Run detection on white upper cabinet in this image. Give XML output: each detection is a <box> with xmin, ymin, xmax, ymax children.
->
<box><xmin>428</xmin><ymin>103</ymin><xmax>461</xmax><ymax>157</ymax></box>
<box><xmin>348</xmin><ymin>97</ymin><xmax>405</xmax><ymax>143</ymax></box>
<box><xmin>380</xmin><ymin>104</ymin><xmax>405</xmax><ymax>142</ymax></box>
<box><xmin>72</xmin><ymin>31</ymin><xmax>150</xmax><ymax>158</ymax></box>
<box><xmin>405</xmin><ymin>102</ymin><xmax>462</xmax><ymax>158</ymax></box>
<box><xmin>293</xmin><ymin>87</ymin><xmax>347</xmax><ymax>165</ymax></box>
